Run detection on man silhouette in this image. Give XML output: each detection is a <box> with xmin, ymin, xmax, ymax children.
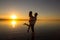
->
<box><xmin>24</xmin><ymin>11</ymin><xmax>38</xmax><ymax>33</ymax></box>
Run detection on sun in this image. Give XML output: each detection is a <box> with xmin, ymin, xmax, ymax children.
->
<box><xmin>11</xmin><ymin>15</ymin><xmax>17</xmax><ymax>19</ymax></box>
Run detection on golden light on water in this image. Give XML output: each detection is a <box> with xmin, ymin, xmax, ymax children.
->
<box><xmin>11</xmin><ymin>20</ymin><xmax>16</xmax><ymax>28</ymax></box>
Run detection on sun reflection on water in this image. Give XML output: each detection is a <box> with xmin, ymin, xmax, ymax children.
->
<box><xmin>11</xmin><ymin>20</ymin><xmax>16</xmax><ymax>28</ymax></box>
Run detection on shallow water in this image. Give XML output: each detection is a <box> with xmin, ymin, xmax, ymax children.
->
<box><xmin>0</xmin><ymin>21</ymin><xmax>60</xmax><ymax>40</ymax></box>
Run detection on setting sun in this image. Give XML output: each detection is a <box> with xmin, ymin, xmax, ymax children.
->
<box><xmin>11</xmin><ymin>15</ymin><xmax>17</xmax><ymax>19</ymax></box>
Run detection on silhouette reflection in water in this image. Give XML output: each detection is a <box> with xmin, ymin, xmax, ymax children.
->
<box><xmin>27</xmin><ymin>32</ymin><xmax>35</xmax><ymax>40</ymax></box>
<box><xmin>31</xmin><ymin>32</ymin><xmax>35</xmax><ymax>40</ymax></box>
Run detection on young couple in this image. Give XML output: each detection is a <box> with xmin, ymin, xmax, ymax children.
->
<box><xmin>24</xmin><ymin>11</ymin><xmax>38</xmax><ymax>33</ymax></box>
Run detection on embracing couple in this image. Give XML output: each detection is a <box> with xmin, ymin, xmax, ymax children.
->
<box><xmin>24</xmin><ymin>11</ymin><xmax>38</xmax><ymax>33</ymax></box>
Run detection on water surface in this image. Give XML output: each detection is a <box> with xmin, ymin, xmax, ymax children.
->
<box><xmin>0</xmin><ymin>21</ymin><xmax>60</xmax><ymax>40</ymax></box>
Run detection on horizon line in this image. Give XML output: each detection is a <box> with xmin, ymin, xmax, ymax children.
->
<box><xmin>0</xmin><ymin>19</ymin><xmax>60</xmax><ymax>21</ymax></box>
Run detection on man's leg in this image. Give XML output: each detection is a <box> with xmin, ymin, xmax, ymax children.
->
<box><xmin>31</xmin><ymin>25</ymin><xmax>34</xmax><ymax>32</ymax></box>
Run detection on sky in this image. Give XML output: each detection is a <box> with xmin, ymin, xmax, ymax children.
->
<box><xmin>0</xmin><ymin>0</ymin><xmax>60</xmax><ymax>19</ymax></box>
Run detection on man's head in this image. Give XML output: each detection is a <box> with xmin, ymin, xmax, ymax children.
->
<box><xmin>35</xmin><ymin>13</ymin><xmax>38</xmax><ymax>17</ymax></box>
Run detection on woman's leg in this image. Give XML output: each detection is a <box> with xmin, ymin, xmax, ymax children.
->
<box><xmin>27</xmin><ymin>25</ymin><xmax>30</xmax><ymax>32</ymax></box>
<box><xmin>24</xmin><ymin>23</ymin><xmax>30</xmax><ymax>32</ymax></box>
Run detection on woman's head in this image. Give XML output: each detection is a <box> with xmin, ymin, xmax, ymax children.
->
<box><xmin>29</xmin><ymin>11</ymin><xmax>32</xmax><ymax>17</ymax></box>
